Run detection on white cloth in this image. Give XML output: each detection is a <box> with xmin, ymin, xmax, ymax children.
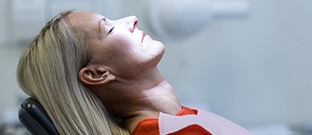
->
<box><xmin>158</xmin><ymin>108</ymin><xmax>254</xmax><ymax>135</ymax></box>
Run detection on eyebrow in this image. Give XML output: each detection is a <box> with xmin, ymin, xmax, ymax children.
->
<box><xmin>99</xmin><ymin>18</ymin><xmax>106</xmax><ymax>33</ymax></box>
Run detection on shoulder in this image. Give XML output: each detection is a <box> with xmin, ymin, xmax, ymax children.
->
<box><xmin>131</xmin><ymin>118</ymin><xmax>159</xmax><ymax>135</ymax></box>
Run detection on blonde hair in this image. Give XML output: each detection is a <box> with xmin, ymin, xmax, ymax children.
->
<box><xmin>17</xmin><ymin>11</ymin><xmax>130</xmax><ymax>135</ymax></box>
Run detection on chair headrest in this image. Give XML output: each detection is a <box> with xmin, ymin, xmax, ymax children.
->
<box><xmin>19</xmin><ymin>97</ymin><xmax>59</xmax><ymax>135</ymax></box>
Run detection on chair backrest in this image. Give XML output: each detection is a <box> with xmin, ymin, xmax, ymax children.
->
<box><xmin>18</xmin><ymin>97</ymin><xmax>59</xmax><ymax>135</ymax></box>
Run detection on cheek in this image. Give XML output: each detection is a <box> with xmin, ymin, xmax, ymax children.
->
<box><xmin>109</xmin><ymin>34</ymin><xmax>141</xmax><ymax>56</ymax></box>
<box><xmin>110</xmin><ymin>38</ymin><xmax>133</xmax><ymax>56</ymax></box>
<box><xmin>104</xmin><ymin>35</ymin><xmax>141</xmax><ymax>64</ymax></box>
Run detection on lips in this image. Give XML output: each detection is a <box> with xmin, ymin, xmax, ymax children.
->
<box><xmin>141</xmin><ymin>31</ymin><xmax>145</xmax><ymax>43</ymax></box>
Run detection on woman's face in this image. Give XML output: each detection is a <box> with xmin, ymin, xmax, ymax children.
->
<box><xmin>68</xmin><ymin>12</ymin><xmax>165</xmax><ymax>78</ymax></box>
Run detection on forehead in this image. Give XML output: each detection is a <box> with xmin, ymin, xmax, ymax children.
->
<box><xmin>67</xmin><ymin>12</ymin><xmax>106</xmax><ymax>40</ymax></box>
<box><xmin>67</xmin><ymin>12</ymin><xmax>104</xmax><ymax>32</ymax></box>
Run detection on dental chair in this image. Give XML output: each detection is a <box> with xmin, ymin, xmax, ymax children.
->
<box><xmin>18</xmin><ymin>97</ymin><xmax>59</xmax><ymax>135</ymax></box>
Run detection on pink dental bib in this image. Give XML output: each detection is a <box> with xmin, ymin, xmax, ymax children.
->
<box><xmin>159</xmin><ymin>108</ymin><xmax>254</xmax><ymax>135</ymax></box>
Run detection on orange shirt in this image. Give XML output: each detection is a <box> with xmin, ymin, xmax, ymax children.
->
<box><xmin>131</xmin><ymin>106</ymin><xmax>212</xmax><ymax>135</ymax></box>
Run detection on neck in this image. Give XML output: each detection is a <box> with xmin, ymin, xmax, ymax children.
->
<box><xmin>122</xmin><ymin>80</ymin><xmax>181</xmax><ymax>131</ymax></box>
<box><xmin>95</xmin><ymin>69</ymin><xmax>181</xmax><ymax>132</ymax></box>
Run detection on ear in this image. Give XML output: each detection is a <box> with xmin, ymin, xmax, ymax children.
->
<box><xmin>78</xmin><ymin>65</ymin><xmax>115</xmax><ymax>86</ymax></box>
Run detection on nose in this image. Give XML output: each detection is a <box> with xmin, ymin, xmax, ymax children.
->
<box><xmin>118</xmin><ymin>16</ymin><xmax>138</xmax><ymax>33</ymax></box>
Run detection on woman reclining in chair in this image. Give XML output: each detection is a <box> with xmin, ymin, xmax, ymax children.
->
<box><xmin>17</xmin><ymin>10</ymin><xmax>253</xmax><ymax>135</ymax></box>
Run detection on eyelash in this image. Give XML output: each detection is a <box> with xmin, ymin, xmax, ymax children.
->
<box><xmin>108</xmin><ymin>26</ymin><xmax>115</xmax><ymax>34</ymax></box>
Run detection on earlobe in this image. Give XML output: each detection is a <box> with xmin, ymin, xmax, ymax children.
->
<box><xmin>78</xmin><ymin>66</ymin><xmax>115</xmax><ymax>86</ymax></box>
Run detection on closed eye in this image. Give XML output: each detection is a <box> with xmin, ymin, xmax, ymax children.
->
<box><xmin>108</xmin><ymin>26</ymin><xmax>115</xmax><ymax>34</ymax></box>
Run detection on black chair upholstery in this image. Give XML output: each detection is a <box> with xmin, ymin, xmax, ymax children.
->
<box><xmin>18</xmin><ymin>97</ymin><xmax>59</xmax><ymax>135</ymax></box>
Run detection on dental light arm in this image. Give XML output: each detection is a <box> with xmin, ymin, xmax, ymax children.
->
<box><xmin>148</xmin><ymin>0</ymin><xmax>251</xmax><ymax>40</ymax></box>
